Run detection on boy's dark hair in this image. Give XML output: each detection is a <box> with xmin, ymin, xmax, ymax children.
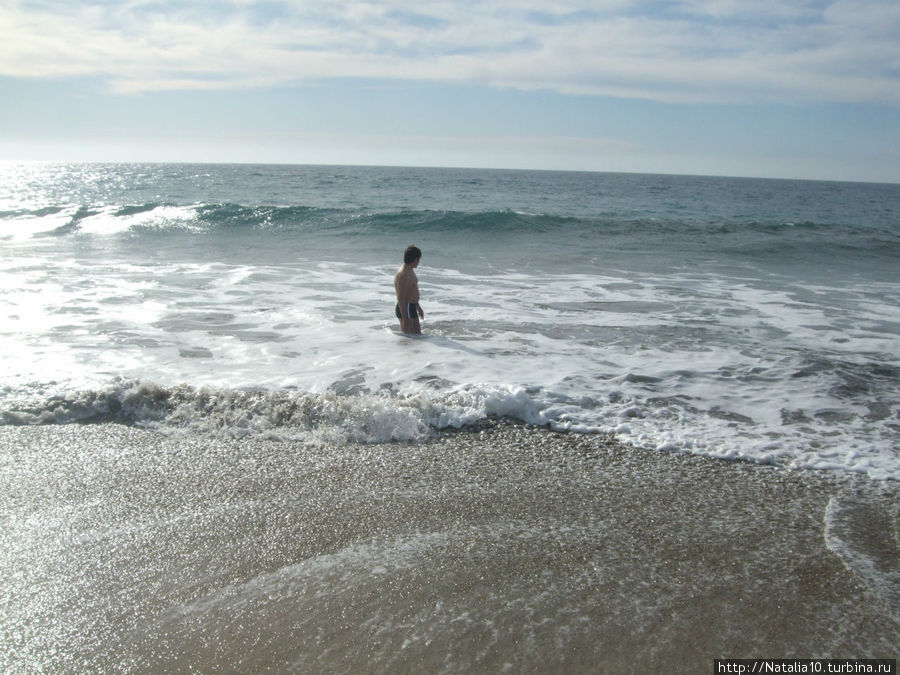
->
<box><xmin>404</xmin><ymin>245</ymin><xmax>422</xmax><ymax>264</ymax></box>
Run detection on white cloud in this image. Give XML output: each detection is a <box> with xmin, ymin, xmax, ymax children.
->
<box><xmin>1</xmin><ymin>0</ymin><xmax>899</xmax><ymax>105</ymax></box>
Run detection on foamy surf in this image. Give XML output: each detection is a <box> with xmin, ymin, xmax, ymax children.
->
<box><xmin>1</xmin><ymin>163</ymin><xmax>899</xmax><ymax>480</ymax></box>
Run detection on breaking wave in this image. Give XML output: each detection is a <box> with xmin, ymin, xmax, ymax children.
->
<box><xmin>3</xmin><ymin>200</ymin><xmax>898</xmax><ymax>255</ymax></box>
<box><xmin>0</xmin><ymin>380</ymin><xmax>551</xmax><ymax>444</ymax></box>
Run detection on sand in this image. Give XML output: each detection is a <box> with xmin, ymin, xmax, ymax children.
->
<box><xmin>1</xmin><ymin>423</ymin><xmax>898</xmax><ymax>673</ymax></box>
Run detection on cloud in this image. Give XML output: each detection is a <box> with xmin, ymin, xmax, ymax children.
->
<box><xmin>2</xmin><ymin>0</ymin><xmax>899</xmax><ymax>105</ymax></box>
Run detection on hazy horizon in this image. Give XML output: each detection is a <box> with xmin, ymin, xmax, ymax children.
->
<box><xmin>2</xmin><ymin>1</ymin><xmax>899</xmax><ymax>183</ymax></box>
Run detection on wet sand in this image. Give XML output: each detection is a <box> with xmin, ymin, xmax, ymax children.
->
<box><xmin>1</xmin><ymin>423</ymin><xmax>898</xmax><ymax>673</ymax></box>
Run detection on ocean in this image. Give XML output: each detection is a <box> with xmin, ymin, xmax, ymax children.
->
<box><xmin>2</xmin><ymin>163</ymin><xmax>899</xmax><ymax>477</ymax></box>
<box><xmin>2</xmin><ymin>163</ymin><xmax>899</xmax><ymax>671</ymax></box>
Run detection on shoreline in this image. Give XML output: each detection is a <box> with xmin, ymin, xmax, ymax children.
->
<box><xmin>2</xmin><ymin>423</ymin><xmax>898</xmax><ymax>672</ymax></box>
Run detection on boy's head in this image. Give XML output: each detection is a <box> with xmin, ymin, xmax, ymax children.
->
<box><xmin>404</xmin><ymin>245</ymin><xmax>422</xmax><ymax>264</ymax></box>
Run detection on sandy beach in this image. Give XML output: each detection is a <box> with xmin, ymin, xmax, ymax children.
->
<box><xmin>2</xmin><ymin>423</ymin><xmax>898</xmax><ymax>673</ymax></box>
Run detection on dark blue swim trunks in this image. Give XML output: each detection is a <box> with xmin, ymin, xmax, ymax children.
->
<box><xmin>395</xmin><ymin>302</ymin><xmax>420</xmax><ymax>320</ymax></box>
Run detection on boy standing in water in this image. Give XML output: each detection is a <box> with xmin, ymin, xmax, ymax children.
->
<box><xmin>394</xmin><ymin>245</ymin><xmax>425</xmax><ymax>334</ymax></box>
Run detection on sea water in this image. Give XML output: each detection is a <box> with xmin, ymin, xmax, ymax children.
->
<box><xmin>1</xmin><ymin>162</ymin><xmax>899</xmax><ymax>480</ymax></box>
<box><xmin>3</xmin><ymin>163</ymin><xmax>900</xmax><ymax>672</ymax></box>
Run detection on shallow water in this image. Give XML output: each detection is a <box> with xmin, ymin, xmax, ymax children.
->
<box><xmin>2</xmin><ymin>164</ymin><xmax>899</xmax><ymax>479</ymax></box>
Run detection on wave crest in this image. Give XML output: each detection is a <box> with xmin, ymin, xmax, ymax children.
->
<box><xmin>0</xmin><ymin>381</ymin><xmax>553</xmax><ymax>444</ymax></box>
<box><xmin>4</xmin><ymin>200</ymin><xmax>896</xmax><ymax>252</ymax></box>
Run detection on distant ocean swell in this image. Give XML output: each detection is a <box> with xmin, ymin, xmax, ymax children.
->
<box><xmin>4</xmin><ymin>201</ymin><xmax>899</xmax><ymax>246</ymax></box>
<box><xmin>0</xmin><ymin>203</ymin><xmax>579</xmax><ymax>238</ymax></box>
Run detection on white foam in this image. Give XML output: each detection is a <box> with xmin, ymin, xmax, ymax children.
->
<box><xmin>1</xmin><ymin>251</ymin><xmax>898</xmax><ymax>479</ymax></box>
<box><xmin>0</xmin><ymin>209</ymin><xmax>75</xmax><ymax>239</ymax></box>
<box><xmin>74</xmin><ymin>205</ymin><xmax>200</xmax><ymax>235</ymax></box>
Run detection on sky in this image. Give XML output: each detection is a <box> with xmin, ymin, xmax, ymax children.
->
<box><xmin>1</xmin><ymin>0</ymin><xmax>899</xmax><ymax>182</ymax></box>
